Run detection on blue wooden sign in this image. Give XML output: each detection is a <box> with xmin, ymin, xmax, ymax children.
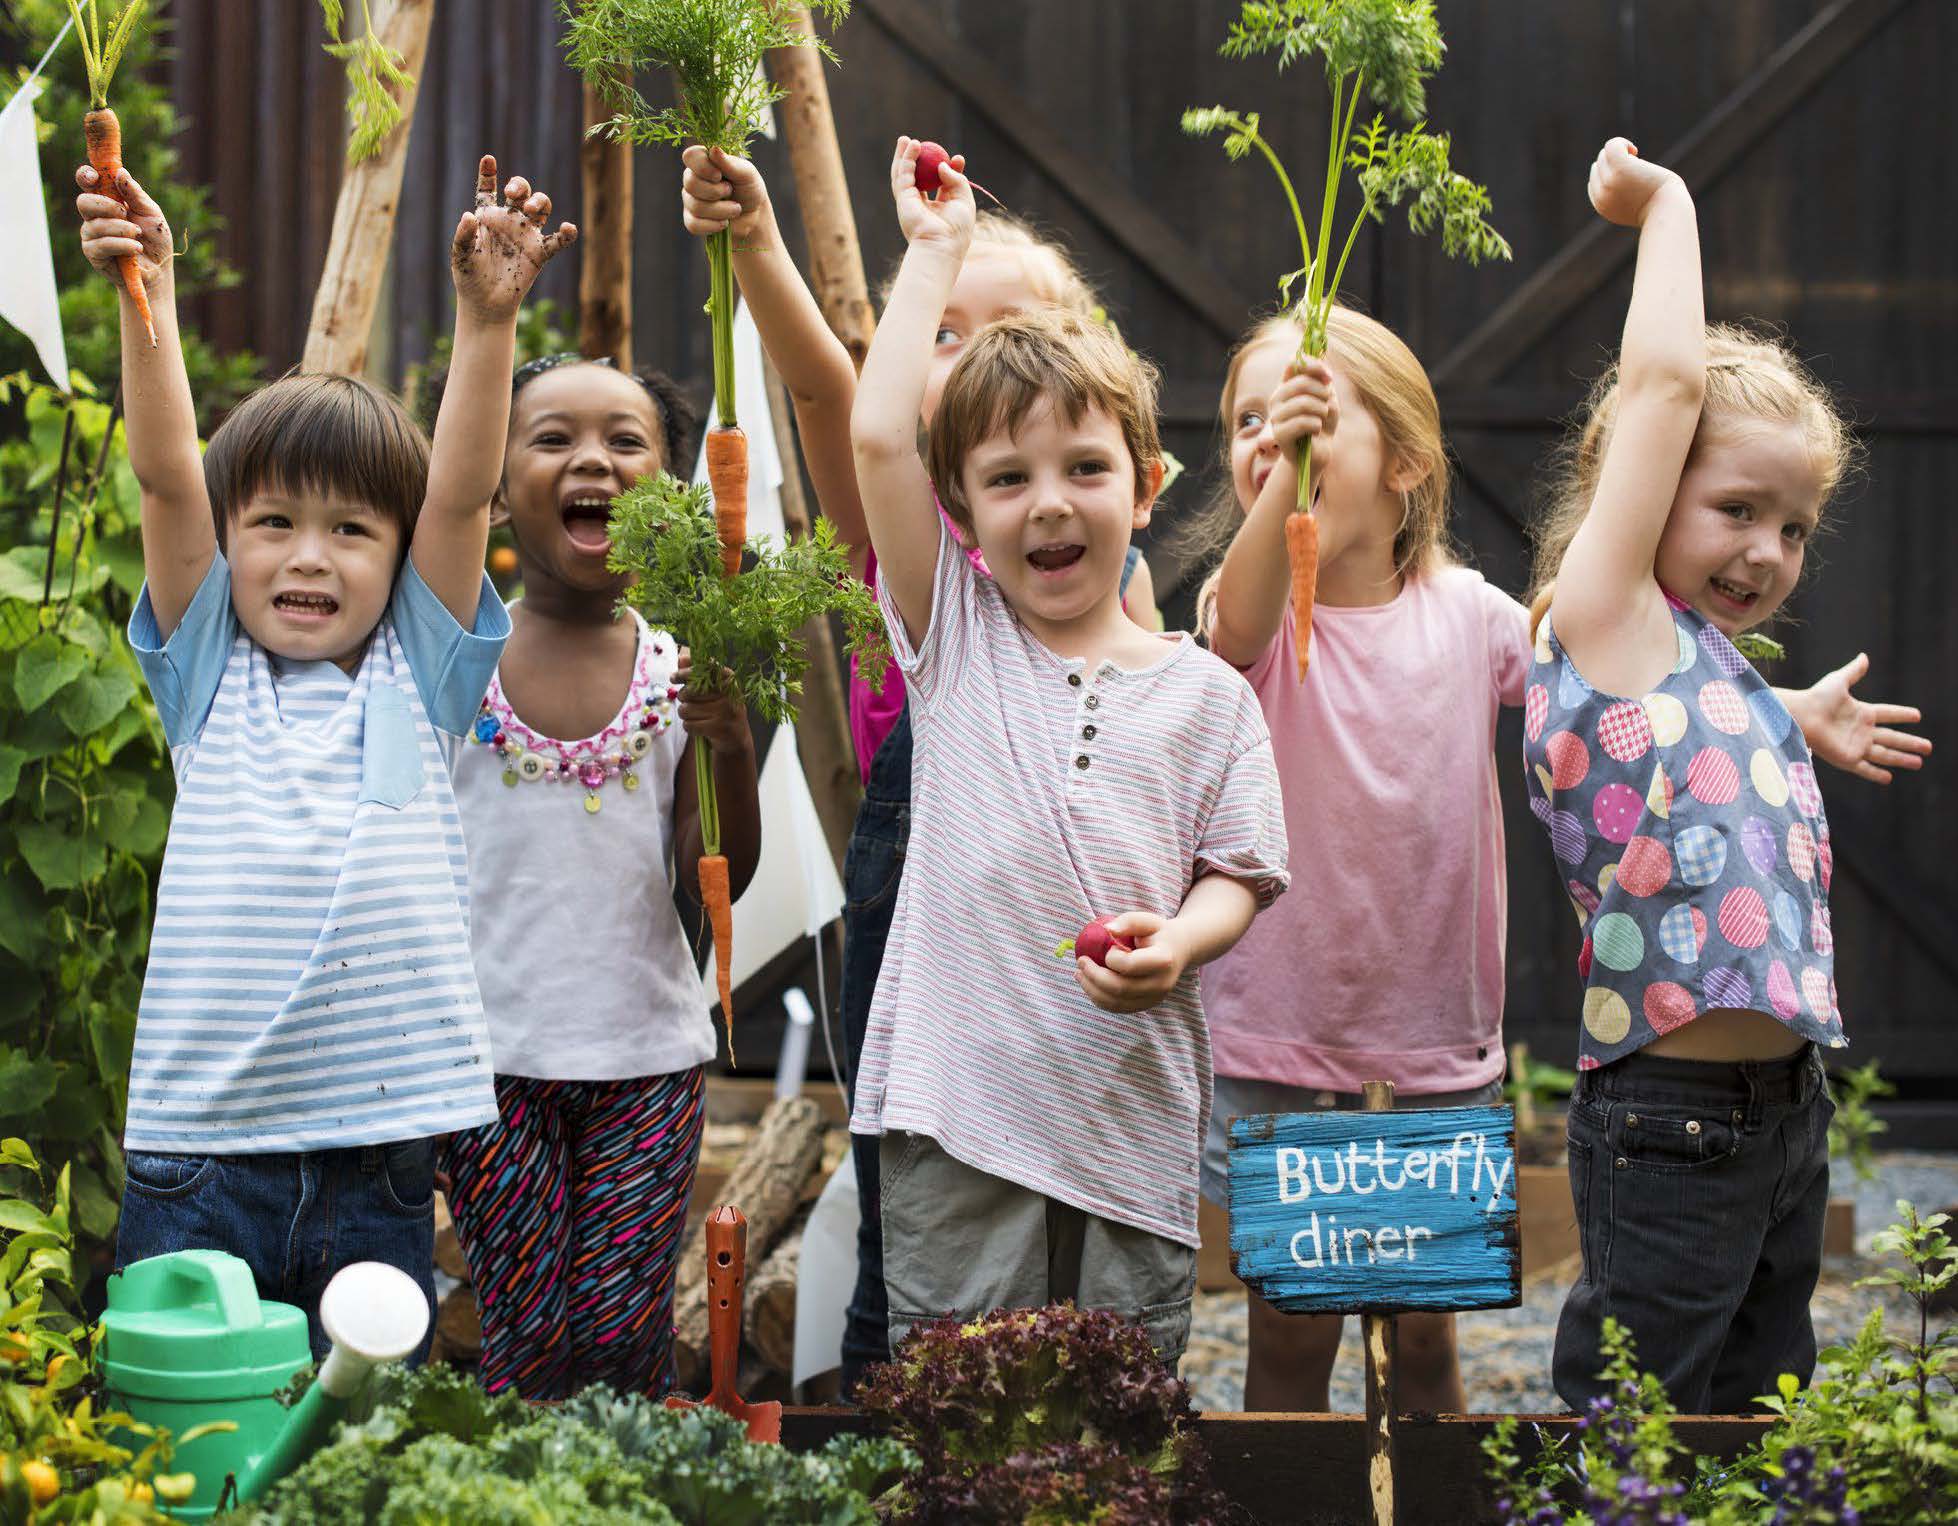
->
<box><xmin>1227</xmin><ymin>1105</ymin><xmax>1521</xmax><ymax>1316</ymax></box>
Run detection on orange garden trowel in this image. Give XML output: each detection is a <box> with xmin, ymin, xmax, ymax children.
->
<box><xmin>666</xmin><ymin>1205</ymin><xmax>781</xmax><ymax>1443</ymax></box>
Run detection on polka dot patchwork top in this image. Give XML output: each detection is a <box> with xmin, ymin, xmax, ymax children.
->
<box><xmin>1522</xmin><ymin>592</ymin><xmax>1843</xmax><ymax>1069</ymax></box>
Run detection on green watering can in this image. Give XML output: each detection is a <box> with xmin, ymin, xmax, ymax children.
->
<box><xmin>98</xmin><ymin>1250</ymin><xmax>429</xmax><ymax>1518</ymax></box>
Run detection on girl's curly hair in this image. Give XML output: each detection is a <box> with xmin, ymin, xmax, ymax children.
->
<box><xmin>419</xmin><ymin>353</ymin><xmax>702</xmax><ymax>477</ymax></box>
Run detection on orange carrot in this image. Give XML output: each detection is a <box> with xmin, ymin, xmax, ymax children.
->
<box><xmin>84</xmin><ymin>108</ymin><xmax>155</xmax><ymax>347</ymax></box>
<box><xmin>705</xmin><ymin>425</ymin><xmax>748</xmax><ymax>577</ymax></box>
<box><xmin>1286</xmin><ymin>510</ymin><xmax>1320</xmax><ymax>680</ymax></box>
<box><xmin>699</xmin><ymin>851</ymin><xmax>736</xmax><ymax>1062</ymax></box>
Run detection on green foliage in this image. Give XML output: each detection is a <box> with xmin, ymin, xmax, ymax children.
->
<box><xmin>854</xmin><ymin>1304</ymin><xmax>1230</xmax><ymax>1523</ymax></box>
<box><xmin>0</xmin><ymin>1139</ymin><xmax>217</xmax><ymax>1520</ymax></box>
<box><xmin>1184</xmin><ymin>1</ymin><xmax>1508</xmax><ymax>511</ymax></box>
<box><xmin>1483</xmin><ymin>1204</ymin><xmax>1958</xmax><ymax>1523</ymax></box>
<box><xmin>607</xmin><ymin>472</ymin><xmax>886</xmax><ymax>727</ymax></box>
<box><xmin>319</xmin><ymin>0</ymin><xmax>416</xmax><ymax>165</ymax></box>
<box><xmin>1826</xmin><ymin>1061</ymin><xmax>1896</xmax><ymax>1185</ymax></box>
<box><xmin>560</xmin><ymin>0</ymin><xmax>849</xmax><ymax>156</ymax></box>
<box><xmin>8</xmin><ymin>0</ymin><xmax>259</xmax><ymax>420</ymax></box>
<box><xmin>0</xmin><ymin>372</ymin><xmax>175</xmax><ymax>1266</ymax></box>
<box><xmin>61</xmin><ymin>0</ymin><xmax>145</xmax><ymax>110</ymax></box>
<box><xmin>243</xmin><ymin>1364</ymin><xmax>913</xmax><ymax>1525</ymax></box>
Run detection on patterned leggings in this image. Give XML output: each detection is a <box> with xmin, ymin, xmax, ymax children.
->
<box><xmin>439</xmin><ymin>1068</ymin><xmax>704</xmax><ymax>1399</ymax></box>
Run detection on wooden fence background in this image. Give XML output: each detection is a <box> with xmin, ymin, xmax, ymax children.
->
<box><xmin>149</xmin><ymin>0</ymin><xmax>1953</xmax><ymax>1115</ymax></box>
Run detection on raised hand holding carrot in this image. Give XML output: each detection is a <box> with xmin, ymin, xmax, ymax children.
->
<box><xmin>67</xmin><ymin>0</ymin><xmax>154</xmax><ymax>344</ymax></box>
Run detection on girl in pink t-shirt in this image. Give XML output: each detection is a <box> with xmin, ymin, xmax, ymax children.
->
<box><xmin>1197</xmin><ymin>307</ymin><xmax>1531</xmax><ymax>1415</ymax></box>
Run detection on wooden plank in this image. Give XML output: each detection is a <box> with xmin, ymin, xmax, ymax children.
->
<box><xmin>778</xmin><ymin>1408</ymin><xmax>1774</xmax><ymax>1523</ymax></box>
<box><xmin>1432</xmin><ymin>0</ymin><xmax>1914</xmax><ymax>387</ymax></box>
<box><xmin>578</xmin><ymin>81</ymin><xmax>634</xmax><ymax>367</ymax></box>
<box><xmin>705</xmin><ymin>1074</ymin><xmax>851</xmax><ymax>1129</ymax></box>
<box><xmin>854</xmin><ymin>0</ymin><xmax>1255</xmax><ymax>340</ymax></box>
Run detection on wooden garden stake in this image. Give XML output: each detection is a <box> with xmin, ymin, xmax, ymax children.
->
<box><xmin>303</xmin><ymin>0</ymin><xmax>435</xmax><ymax>376</ymax></box>
<box><xmin>1362</xmin><ymin>1078</ymin><xmax>1397</xmax><ymax>1525</ymax></box>
<box><xmin>767</xmin><ymin>5</ymin><xmax>874</xmax><ymax>369</ymax></box>
<box><xmin>578</xmin><ymin>79</ymin><xmax>633</xmax><ymax>367</ymax></box>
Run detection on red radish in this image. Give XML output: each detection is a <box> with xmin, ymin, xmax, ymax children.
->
<box><xmin>1054</xmin><ymin>914</ymin><xmax>1136</xmax><ymax>968</ymax></box>
<box><xmin>914</xmin><ymin>140</ymin><xmax>1003</xmax><ymax>208</ymax></box>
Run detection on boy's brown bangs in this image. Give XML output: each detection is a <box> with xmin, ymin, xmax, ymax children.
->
<box><xmin>204</xmin><ymin>374</ymin><xmax>429</xmax><ymax>550</ymax></box>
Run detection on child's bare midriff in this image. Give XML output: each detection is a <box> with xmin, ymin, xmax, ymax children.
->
<box><xmin>1645</xmin><ymin>1007</ymin><xmax>1809</xmax><ymax>1062</ymax></box>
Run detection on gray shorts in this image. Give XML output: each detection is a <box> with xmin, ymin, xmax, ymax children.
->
<box><xmin>880</xmin><ymin>1131</ymin><xmax>1198</xmax><ymax>1367</ymax></box>
<box><xmin>1200</xmin><ymin>1074</ymin><xmax>1506</xmax><ymax>1206</ymax></box>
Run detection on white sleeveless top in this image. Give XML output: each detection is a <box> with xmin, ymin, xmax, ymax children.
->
<box><xmin>453</xmin><ymin>607</ymin><xmax>716</xmax><ymax>1080</ymax></box>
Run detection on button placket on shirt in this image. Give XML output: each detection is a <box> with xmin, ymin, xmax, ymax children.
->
<box><xmin>1066</xmin><ymin>667</ymin><xmax>1105</xmax><ymax>782</ymax></box>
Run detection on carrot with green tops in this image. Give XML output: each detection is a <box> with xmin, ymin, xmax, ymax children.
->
<box><xmin>68</xmin><ymin>0</ymin><xmax>154</xmax><ymax>346</ymax></box>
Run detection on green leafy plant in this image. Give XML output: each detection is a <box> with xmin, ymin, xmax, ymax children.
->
<box><xmin>1827</xmin><ymin>1061</ymin><xmax>1896</xmax><ymax>1185</ymax></box>
<box><xmin>0</xmin><ymin>372</ymin><xmax>174</xmax><ymax>1269</ymax></box>
<box><xmin>318</xmin><ymin>1</ymin><xmax>415</xmax><ymax>164</ymax></box>
<box><xmin>853</xmin><ymin>1303</ymin><xmax>1231</xmax><ymax>1524</ymax></box>
<box><xmin>1483</xmin><ymin>1204</ymin><xmax>1958</xmax><ymax>1524</ymax></box>
<box><xmin>0</xmin><ymin>1139</ymin><xmax>225</xmax><ymax>1520</ymax></box>
<box><xmin>608</xmin><ymin>473</ymin><xmax>885</xmax><ymax>726</ymax></box>
<box><xmin>244</xmin><ymin>1363</ymin><xmax>913</xmax><ymax>1525</ymax></box>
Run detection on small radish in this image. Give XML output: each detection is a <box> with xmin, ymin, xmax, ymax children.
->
<box><xmin>1053</xmin><ymin>914</ymin><xmax>1136</xmax><ymax>968</ymax></box>
<box><xmin>914</xmin><ymin>140</ymin><xmax>1003</xmax><ymax>208</ymax></box>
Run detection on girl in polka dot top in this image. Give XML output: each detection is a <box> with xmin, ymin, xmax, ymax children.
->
<box><xmin>1523</xmin><ymin>139</ymin><xmax>1929</xmax><ymax>1414</ymax></box>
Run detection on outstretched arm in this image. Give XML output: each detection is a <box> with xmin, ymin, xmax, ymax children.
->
<box><xmin>1549</xmin><ymin>139</ymin><xmax>1705</xmax><ymax>675</ymax></box>
<box><xmin>418</xmin><ymin>156</ymin><xmax>576</xmax><ymax>625</ymax></box>
<box><xmin>77</xmin><ymin>166</ymin><xmax>209</xmax><ymax>636</ymax></box>
<box><xmin>851</xmin><ymin>137</ymin><xmax>974</xmax><ymax>644</ymax></box>
<box><xmin>1777</xmin><ymin>653</ymin><xmax>1932</xmax><ymax>784</ymax></box>
<box><xmin>682</xmin><ymin>146</ymin><xmax>867</xmax><ymax>579</ymax></box>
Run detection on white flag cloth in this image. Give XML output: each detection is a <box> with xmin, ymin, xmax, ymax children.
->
<box><xmin>794</xmin><ymin>1150</ymin><xmax>859</xmax><ymax>1387</ymax></box>
<box><xmin>0</xmin><ymin>79</ymin><xmax>70</xmax><ymax>392</ymax></box>
<box><xmin>691</xmin><ymin>297</ymin><xmax>846</xmax><ymax>1004</ymax></box>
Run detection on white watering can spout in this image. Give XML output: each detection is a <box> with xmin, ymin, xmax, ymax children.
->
<box><xmin>236</xmin><ymin>1261</ymin><xmax>428</xmax><ymax>1502</ymax></box>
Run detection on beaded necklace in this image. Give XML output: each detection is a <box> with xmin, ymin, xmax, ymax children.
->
<box><xmin>467</xmin><ymin>618</ymin><xmax>680</xmax><ymax>814</ymax></box>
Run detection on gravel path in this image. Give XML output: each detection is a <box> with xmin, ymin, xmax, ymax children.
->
<box><xmin>1180</xmin><ymin>1151</ymin><xmax>1958</xmax><ymax>1414</ymax></box>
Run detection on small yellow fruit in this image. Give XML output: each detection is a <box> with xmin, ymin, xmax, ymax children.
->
<box><xmin>0</xmin><ymin>1336</ymin><xmax>30</xmax><ymax>1364</ymax></box>
<box><xmin>488</xmin><ymin>546</ymin><xmax>519</xmax><ymax>578</ymax></box>
<box><xmin>131</xmin><ymin>1481</ymin><xmax>154</xmax><ymax>1503</ymax></box>
<box><xmin>20</xmin><ymin>1459</ymin><xmax>57</xmax><ymax>1504</ymax></box>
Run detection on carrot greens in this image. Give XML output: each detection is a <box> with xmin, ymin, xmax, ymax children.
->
<box><xmin>319</xmin><ymin>1</ymin><xmax>416</xmax><ymax>164</ymax></box>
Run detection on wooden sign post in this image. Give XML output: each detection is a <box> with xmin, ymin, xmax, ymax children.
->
<box><xmin>1227</xmin><ymin>1086</ymin><xmax>1521</xmax><ymax>1526</ymax></box>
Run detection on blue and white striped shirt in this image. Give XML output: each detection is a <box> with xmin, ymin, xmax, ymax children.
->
<box><xmin>124</xmin><ymin>552</ymin><xmax>510</xmax><ymax>1153</ymax></box>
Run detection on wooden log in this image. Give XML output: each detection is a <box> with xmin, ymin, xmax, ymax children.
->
<box><xmin>301</xmin><ymin>0</ymin><xmax>435</xmax><ymax>377</ymax></box>
<box><xmin>672</xmin><ymin>1095</ymin><xmax>827</xmax><ymax>1390</ymax></box>
<box><xmin>765</xmin><ymin>356</ymin><xmax>860</xmax><ymax>869</ymax></box>
<box><xmin>767</xmin><ymin>7</ymin><xmax>875</xmax><ymax>369</ymax></box>
<box><xmin>745</xmin><ymin>1204</ymin><xmax>811</xmax><ymax>1375</ymax></box>
<box><xmin>1361</xmin><ymin>1079</ymin><xmax>1398</xmax><ymax>1526</ymax></box>
<box><xmin>578</xmin><ymin>81</ymin><xmax>633</xmax><ymax>368</ymax></box>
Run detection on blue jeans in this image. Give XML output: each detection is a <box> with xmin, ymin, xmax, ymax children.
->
<box><xmin>1554</xmin><ymin>1044</ymin><xmax>1832</xmax><ymax>1414</ymax></box>
<box><xmin>115</xmin><ymin>1140</ymin><xmax>438</xmax><ymax>1363</ymax></box>
<box><xmin>837</xmin><ymin>701</ymin><xmax>910</xmax><ymax>1396</ymax></box>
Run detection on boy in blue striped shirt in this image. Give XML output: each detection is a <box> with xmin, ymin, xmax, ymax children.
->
<box><xmin>75</xmin><ymin>153</ymin><xmax>574</xmax><ymax>1355</ymax></box>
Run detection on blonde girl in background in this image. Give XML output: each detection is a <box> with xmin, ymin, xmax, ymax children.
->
<box><xmin>1197</xmin><ymin>305</ymin><xmax>1532</xmax><ymax>1414</ymax></box>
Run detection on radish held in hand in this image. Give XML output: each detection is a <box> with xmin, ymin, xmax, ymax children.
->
<box><xmin>914</xmin><ymin>140</ymin><xmax>1003</xmax><ymax>208</ymax></box>
<box><xmin>1054</xmin><ymin>914</ymin><xmax>1136</xmax><ymax>969</ymax></box>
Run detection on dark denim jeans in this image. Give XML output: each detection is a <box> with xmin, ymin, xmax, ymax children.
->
<box><xmin>837</xmin><ymin>701</ymin><xmax>911</xmax><ymax>1397</ymax></box>
<box><xmin>115</xmin><ymin>1139</ymin><xmax>438</xmax><ymax>1363</ymax></box>
<box><xmin>1554</xmin><ymin>1044</ymin><xmax>1833</xmax><ymax>1414</ymax></box>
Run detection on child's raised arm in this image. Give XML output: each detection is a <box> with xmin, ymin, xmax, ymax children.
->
<box><xmin>418</xmin><ymin>155</ymin><xmax>576</xmax><ymax>625</ymax></box>
<box><xmin>850</xmin><ymin>137</ymin><xmax>974</xmax><ymax>646</ymax></box>
<box><xmin>1550</xmin><ymin>138</ymin><xmax>1704</xmax><ymax>672</ymax></box>
<box><xmin>77</xmin><ymin>166</ymin><xmax>209</xmax><ymax>637</ymax></box>
<box><xmin>1209</xmin><ymin>359</ymin><xmax>1338</xmax><ymax>666</ymax></box>
<box><xmin>681</xmin><ymin>146</ymin><xmax>867</xmax><ymax>579</ymax></box>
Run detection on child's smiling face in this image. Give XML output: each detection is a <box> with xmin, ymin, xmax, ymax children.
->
<box><xmin>500</xmin><ymin>364</ymin><xmax>666</xmax><ymax>597</ymax></box>
<box><xmin>922</xmin><ymin>248</ymin><xmax>1058</xmax><ymax>426</ymax></box>
<box><xmin>1228</xmin><ymin>335</ymin><xmax>1397</xmax><ymax>529</ymax></box>
<box><xmin>226</xmin><ymin>489</ymin><xmax>402</xmax><ymax>671</ymax></box>
<box><xmin>960</xmin><ymin>397</ymin><xmax>1154</xmax><ymax>636</ymax></box>
<box><xmin>1654</xmin><ymin>419</ymin><xmax>1823</xmax><ymax>636</ymax></box>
